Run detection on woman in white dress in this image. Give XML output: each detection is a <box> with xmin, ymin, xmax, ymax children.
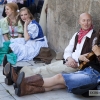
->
<box><xmin>10</xmin><ymin>7</ymin><xmax>48</xmax><ymax>61</ymax></box>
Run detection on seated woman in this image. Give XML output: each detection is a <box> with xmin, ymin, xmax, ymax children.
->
<box><xmin>0</xmin><ymin>3</ymin><xmax>23</xmax><ymax>66</ymax></box>
<box><xmin>11</xmin><ymin>30</ymin><xmax>100</xmax><ymax>96</ymax></box>
<box><xmin>1</xmin><ymin>3</ymin><xmax>23</xmax><ymax>42</ymax></box>
<box><xmin>9</xmin><ymin>7</ymin><xmax>48</xmax><ymax>61</ymax></box>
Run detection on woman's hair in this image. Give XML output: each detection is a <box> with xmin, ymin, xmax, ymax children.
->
<box><xmin>5</xmin><ymin>3</ymin><xmax>19</xmax><ymax>16</ymax></box>
<box><xmin>19</xmin><ymin>7</ymin><xmax>34</xmax><ymax>26</ymax></box>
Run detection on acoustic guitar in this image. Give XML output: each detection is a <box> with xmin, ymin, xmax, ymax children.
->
<box><xmin>78</xmin><ymin>51</ymin><xmax>95</xmax><ymax>70</ymax></box>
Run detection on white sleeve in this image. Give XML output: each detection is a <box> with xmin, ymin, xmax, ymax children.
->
<box><xmin>63</xmin><ymin>32</ymin><xmax>78</xmax><ymax>60</ymax></box>
<box><xmin>28</xmin><ymin>23</ymin><xmax>39</xmax><ymax>39</ymax></box>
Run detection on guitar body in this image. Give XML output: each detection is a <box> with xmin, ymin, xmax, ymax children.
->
<box><xmin>79</xmin><ymin>52</ymin><xmax>95</xmax><ymax>70</ymax></box>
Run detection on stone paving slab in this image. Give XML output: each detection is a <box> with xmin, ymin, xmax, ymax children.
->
<box><xmin>0</xmin><ymin>95</ymin><xmax>15</xmax><ymax>100</ymax></box>
<box><xmin>32</xmin><ymin>89</ymin><xmax>100</xmax><ymax>100</ymax></box>
<box><xmin>1</xmin><ymin>83</ymin><xmax>15</xmax><ymax>95</ymax></box>
<box><xmin>0</xmin><ymin>70</ymin><xmax>5</xmax><ymax>83</ymax></box>
<box><xmin>0</xmin><ymin>84</ymin><xmax>5</xmax><ymax>91</ymax></box>
<box><xmin>12</xmin><ymin>94</ymin><xmax>39</xmax><ymax>100</ymax></box>
<box><xmin>34</xmin><ymin>89</ymin><xmax>68</xmax><ymax>100</ymax></box>
<box><xmin>0</xmin><ymin>89</ymin><xmax>10</xmax><ymax>99</ymax></box>
<box><xmin>0</xmin><ymin>66</ymin><xmax>3</xmax><ymax>71</ymax></box>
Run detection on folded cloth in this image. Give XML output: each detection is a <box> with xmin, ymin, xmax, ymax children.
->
<box><xmin>7</xmin><ymin>53</ymin><xmax>17</xmax><ymax>65</ymax></box>
<box><xmin>0</xmin><ymin>41</ymin><xmax>17</xmax><ymax>65</ymax></box>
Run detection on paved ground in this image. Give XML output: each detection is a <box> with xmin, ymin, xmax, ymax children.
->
<box><xmin>1</xmin><ymin>60</ymin><xmax>100</xmax><ymax>100</ymax></box>
<box><xmin>0</xmin><ymin>4</ymin><xmax>100</xmax><ymax>100</ymax></box>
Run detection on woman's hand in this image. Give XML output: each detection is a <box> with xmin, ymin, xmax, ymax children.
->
<box><xmin>65</xmin><ymin>57</ymin><xmax>78</xmax><ymax>68</ymax></box>
<box><xmin>24</xmin><ymin>20</ymin><xmax>31</xmax><ymax>26</ymax></box>
<box><xmin>24</xmin><ymin>20</ymin><xmax>31</xmax><ymax>41</ymax></box>
<box><xmin>79</xmin><ymin>53</ymin><xmax>89</xmax><ymax>62</ymax></box>
<box><xmin>92</xmin><ymin>45</ymin><xmax>100</xmax><ymax>56</ymax></box>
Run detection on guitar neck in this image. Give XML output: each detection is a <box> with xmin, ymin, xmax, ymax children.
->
<box><xmin>78</xmin><ymin>51</ymin><xmax>94</xmax><ymax>70</ymax></box>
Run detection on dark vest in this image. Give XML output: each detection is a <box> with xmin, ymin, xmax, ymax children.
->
<box><xmin>72</xmin><ymin>30</ymin><xmax>100</xmax><ymax>72</ymax></box>
<box><xmin>73</xmin><ymin>30</ymin><xmax>97</xmax><ymax>55</ymax></box>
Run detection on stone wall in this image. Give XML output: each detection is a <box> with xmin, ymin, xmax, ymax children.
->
<box><xmin>47</xmin><ymin>0</ymin><xmax>100</xmax><ymax>56</ymax></box>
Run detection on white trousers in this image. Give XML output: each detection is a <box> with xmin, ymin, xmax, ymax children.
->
<box><xmin>20</xmin><ymin>60</ymin><xmax>78</xmax><ymax>78</ymax></box>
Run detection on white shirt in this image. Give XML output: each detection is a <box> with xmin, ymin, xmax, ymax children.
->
<box><xmin>63</xmin><ymin>29</ymin><xmax>94</xmax><ymax>62</ymax></box>
<box><xmin>7</xmin><ymin>0</ymin><xmax>24</xmax><ymax>4</ymax></box>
